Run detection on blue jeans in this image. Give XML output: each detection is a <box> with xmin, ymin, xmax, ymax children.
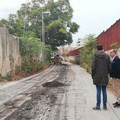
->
<box><xmin>96</xmin><ymin>85</ymin><xmax>107</xmax><ymax>107</ymax></box>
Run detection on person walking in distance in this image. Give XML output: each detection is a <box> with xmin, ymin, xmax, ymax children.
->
<box><xmin>92</xmin><ymin>44</ymin><xmax>111</xmax><ymax>110</ymax></box>
<box><xmin>110</xmin><ymin>49</ymin><xmax>120</xmax><ymax>108</ymax></box>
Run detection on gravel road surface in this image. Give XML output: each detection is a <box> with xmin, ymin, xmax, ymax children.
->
<box><xmin>0</xmin><ymin>62</ymin><xmax>120</xmax><ymax>120</ymax></box>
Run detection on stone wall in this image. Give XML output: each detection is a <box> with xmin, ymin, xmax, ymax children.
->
<box><xmin>0</xmin><ymin>27</ymin><xmax>21</xmax><ymax>76</ymax></box>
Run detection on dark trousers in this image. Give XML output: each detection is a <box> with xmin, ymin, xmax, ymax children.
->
<box><xmin>96</xmin><ymin>85</ymin><xmax>107</xmax><ymax>107</ymax></box>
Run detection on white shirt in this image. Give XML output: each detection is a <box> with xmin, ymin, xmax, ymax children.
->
<box><xmin>111</xmin><ymin>55</ymin><xmax>117</xmax><ymax>62</ymax></box>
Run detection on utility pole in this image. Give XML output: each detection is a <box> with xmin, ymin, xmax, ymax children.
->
<box><xmin>42</xmin><ymin>12</ymin><xmax>45</xmax><ymax>44</ymax></box>
<box><xmin>24</xmin><ymin>0</ymin><xmax>30</xmax><ymax>34</ymax></box>
<box><xmin>41</xmin><ymin>12</ymin><xmax>45</xmax><ymax>62</ymax></box>
<box><xmin>23</xmin><ymin>4</ymin><xmax>27</xmax><ymax>34</ymax></box>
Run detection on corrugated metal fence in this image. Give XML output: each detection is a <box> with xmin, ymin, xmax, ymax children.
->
<box><xmin>97</xmin><ymin>19</ymin><xmax>120</xmax><ymax>51</ymax></box>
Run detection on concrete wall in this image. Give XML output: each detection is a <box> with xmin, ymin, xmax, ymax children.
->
<box><xmin>0</xmin><ymin>27</ymin><xmax>21</xmax><ymax>76</ymax></box>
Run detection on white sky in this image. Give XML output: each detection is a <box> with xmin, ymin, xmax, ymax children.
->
<box><xmin>0</xmin><ymin>0</ymin><xmax>120</xmax><ymax>46</ymax></box>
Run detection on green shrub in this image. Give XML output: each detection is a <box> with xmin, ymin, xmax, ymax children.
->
<box><xmin>80</xmin><ymin>34</ymin><xmax>96</xmax><ymax>73</ymax></box>
<box><xmin>2</xmin><ymin>74</ymin><xmax>12</xmax><ymax>81</ymax></box>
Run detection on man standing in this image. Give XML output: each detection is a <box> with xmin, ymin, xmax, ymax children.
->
<box><xmin>92</xmin><ymin>44</ymin><xmax>110</xmax><ymax>110</ymax></box>
<box><xmin>110</xmin><ymin>49</ymin><xmax>120</xmax><ymax>108</ymax></box>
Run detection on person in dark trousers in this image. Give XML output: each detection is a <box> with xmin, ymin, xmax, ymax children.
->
<box><xmin>110</xmin><ymin>49</ymin><xmax>120</xmax><ymax>108</ymax></box>
<box><xmin>92</xmin><ymin>44</ymin><xmax>111</xmax><ymax>110</ymax></box>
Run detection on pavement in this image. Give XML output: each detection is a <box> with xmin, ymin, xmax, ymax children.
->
<box><xmin>67</xmin><ymin>64</ymin><xmax>120</xmax><ymax>120</ymax></box>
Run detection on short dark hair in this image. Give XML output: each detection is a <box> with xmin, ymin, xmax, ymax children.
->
<box><xmin>96</xmin><ymin>44</ymin><xmax>103</xmax><ymax>50</ymax></box>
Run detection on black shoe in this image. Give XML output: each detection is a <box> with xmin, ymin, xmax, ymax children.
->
<box><xmin>113</xmin><ymin>102</ymin><xmax>118</xmax><ymax>105</ymax></box>
<box><xmin>114</xmin><ymin>103</ymin><xmax>120</xmax><ymax>108</ymax></box>
<box><xmin>93</xmin><ymin>106</ymin><xmax>101</xmax><ymax>110</ymax></box>
<box><xmin>103</xmin><ymin>106</ymin><xmax>107</xmax><ymax>110</ymax></box>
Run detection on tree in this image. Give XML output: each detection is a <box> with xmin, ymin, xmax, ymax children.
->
<box><xmin>46</xmin><ymin>20</ymin><xmax>72</xmax><ymax>49</ymax></box>
<box><xmin>0</xmin><ymin>0</ymin><xmax>79</xmax><ymax>50</ymax></box>
<box><xmin>0</xmin><ymin>19</ymin><xmax>9</xmax><ymax>27</ymax></box>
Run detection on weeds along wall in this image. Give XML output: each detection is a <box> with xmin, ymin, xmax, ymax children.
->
<box><xmin>0</xmin><ymin>27</ymin><xmax>21</xmax><ymax>76</ymax></box>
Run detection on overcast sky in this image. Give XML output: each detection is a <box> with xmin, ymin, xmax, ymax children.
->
<box><xmin>0</xmin><ymin>0</ymin><xmax>120</xmax><ymax>45</ymax></box>
<box><xmin>70</xmin><ymin>0</ymin><xmax>120</xmax><ymax>45</ymax></box>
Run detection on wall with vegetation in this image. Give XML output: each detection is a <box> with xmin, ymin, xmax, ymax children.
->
<box><xmin>0</xmin><ymin>27</ymin><xmax>21</xmax><ymax>76</ymax></box>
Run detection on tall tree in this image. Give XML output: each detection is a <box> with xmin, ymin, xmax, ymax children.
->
<box><xmin>0</xmin><ymin>0</ymin><xmax>79</xmax><ymax>50</ymax></box>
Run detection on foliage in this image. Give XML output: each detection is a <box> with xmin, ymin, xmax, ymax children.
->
<box><xmin>80</xmin><ymin>34</ymin><xmax>97</xmax><ymax>73</ymax></box>
<box><xmin>0</xmin><ymin>0</ymin><xmax>79</xmax><ymax>50</ymax></box>
<box><xmin>2</xmin><ymin>74</ymin><xmax>12</xmax><ymax>81</ymax></box>
<box><xmin>69</xmin><ymin>22</ymin><xmax>79</xmax><ymax>33</ymax></box>
<box><xmin>110</xmin><ymin>42</ymin><xmax>120</xmax><ymax>49</ymax></box>
<box><xmin>21</xmin><ymin>59</ymin><xmax>50</xmax><ymax>74</ymax></box>
<box><xmin>0</xmin><ymin>19</ymin><xmax>9</xmax><ymax>27</ymax></box>
<box><xmin>20</xmin><ymin>35</ymin><xmax>42</xmax><ymax>58</ymax></box>
<box><xmin>46</xmin><ymin>20</ymin><xmax>72</xmax><ymax>49</ymax></box>
<box><xmin>19</xmin><ymin>34</ymin><xmax>52</xmax><ymax>73</ymax></box>
<box><xmin>44</xmin><ymin>45</ymin><xmax>53</xmax><ymax>60</ymax></box>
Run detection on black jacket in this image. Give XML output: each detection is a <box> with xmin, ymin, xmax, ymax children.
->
<box><xmin>92</xmin><ymin>51</ymin><xmax>111</xmax><ymax>86</ymax></box>
<box><xmin>110</xmin><ymin>56</ymin><xmax>120</xmax><ymax>79</ymax></box>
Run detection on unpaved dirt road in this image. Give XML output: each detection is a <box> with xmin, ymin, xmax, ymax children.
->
<box><xmin>0</xmin><ymin>62</ymin><xmax>120</xmax><ymax>120</ymax></box>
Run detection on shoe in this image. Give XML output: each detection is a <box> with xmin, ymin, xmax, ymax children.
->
<box><xmin>114</xmin><ymin>103</ymin><xmax>120</xmax><ymax>108</ymax></box>
<box><xmin>93</xmin><ymin>106</ymin><xmax>101</xmax><ymax>110</ymax></box>
<box><xmin>113</xmin><ymin>102</ymin><xmax>118</xmax><ymax>105</ymax></box>
<box><xmin>103</xmin><ymin>106</ymin><xmax>107</xmax><ymax>110</ymax></box>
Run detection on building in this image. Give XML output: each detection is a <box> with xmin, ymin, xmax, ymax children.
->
<box><xmin>97</xmin><ymin>19</ymin><xmax>120</xmax><ymax>51</ymax></box>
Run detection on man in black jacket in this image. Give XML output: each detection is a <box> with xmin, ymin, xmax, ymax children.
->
<box><xmin>110</xmin><ymin>49</ymin><xmax>120</xmax><ymax>108</ymax></box>
<box><xmin>92</xmin><ymin>44</ymin><xmax>111</xmax><ymax>110</ymax></box>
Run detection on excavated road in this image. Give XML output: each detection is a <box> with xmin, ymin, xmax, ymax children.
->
<box><xmin>0</xmin><ymin>62</ymin><xmax>120</xmax><ymax>120</ymax></box>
